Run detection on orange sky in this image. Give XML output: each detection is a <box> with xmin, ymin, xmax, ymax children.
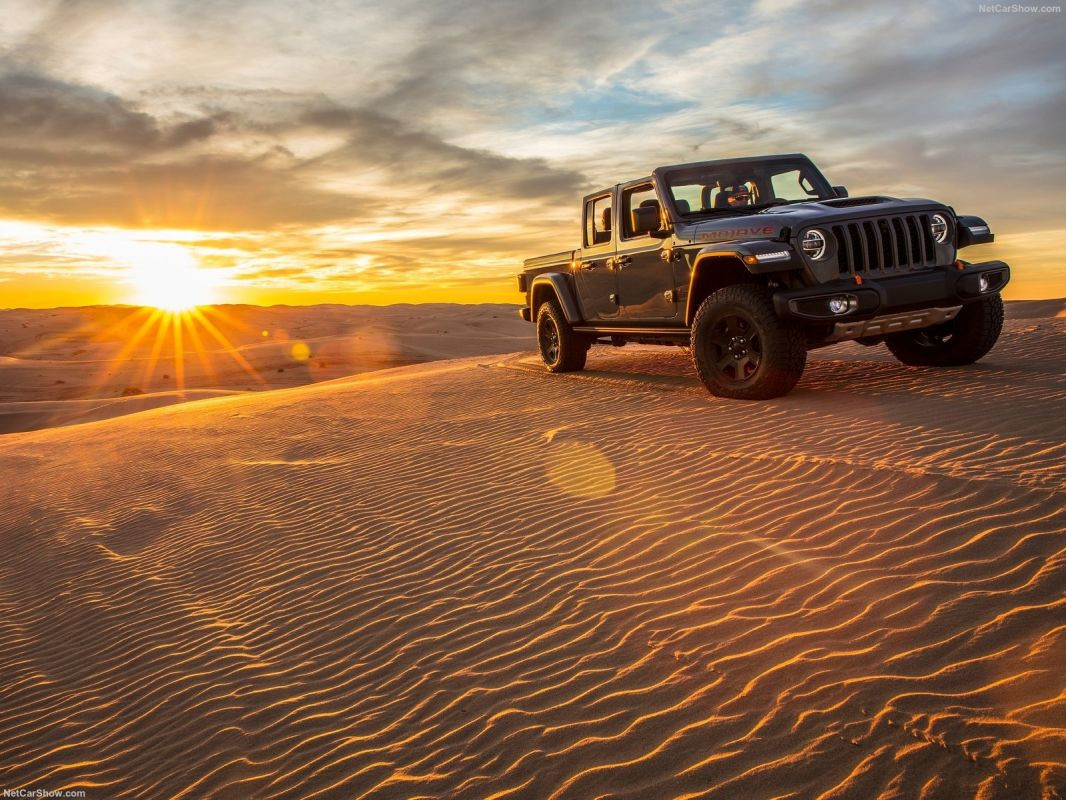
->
<box><xmin>0</xmin><ymin>1</ymin><xmax>1063</xmax><ymax>308</ymax></box>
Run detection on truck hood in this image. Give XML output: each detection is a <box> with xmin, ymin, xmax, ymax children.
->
<box><xmin>676</xmin><ymin>196</ymin><xmax>950</xmax><ymax>245</ymax></box>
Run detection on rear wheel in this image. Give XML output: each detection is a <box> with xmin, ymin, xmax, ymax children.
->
<box><xmin>885</xmin><ymin>294</ymin><xmax>1003</xmax><ymax>367</ymax></box>
<box><xmin>690</xmin><ymin>284</ymin><xmax>807</xmax><ymax>400</ymax></box>
<box><xmin>537</xmin><ymin>299</ymin><xmax>591</xmax><ymax>372</ymax></box>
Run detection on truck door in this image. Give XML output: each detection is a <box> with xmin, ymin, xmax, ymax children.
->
<box><xmin>615</xmin><ymin>182</ymin><xmax>677</xmax><ymax>320</ymax></box>
<box><xmin>573</xmin><ymin>191</ymin><xmax>619</xmax><ymax>321</ymax></box>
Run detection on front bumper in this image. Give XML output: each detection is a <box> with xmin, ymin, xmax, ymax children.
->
<box><xmin>773</xmin><ymin>260</ymin><xmax>1010</xmax><ymax>322</ymax></box>
<box><xmin>822</xmin><ymin>305</ymin><xmax>962</xmax><ymax>342</ymax></box>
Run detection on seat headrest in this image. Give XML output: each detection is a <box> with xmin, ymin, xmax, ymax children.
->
<box><xmin>675</xmin><ymin>198</ymin><xmax>690</xmax><ymax>214</ymax></box>
<box><xmin>716</xmin><ymin>184</ymin><xmax>752</xmax><ymax>208</ymax></box>
<box><xmin>601</xmin><ymin>206</ymin><xmax>612</xmax><ymax>231</ymax></box>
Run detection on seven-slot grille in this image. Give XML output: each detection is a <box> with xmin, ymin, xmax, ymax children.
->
<box><xmin>829</xmin><ymin>213</ymin><xmax>939</xmax><ymax>275</ymax></box>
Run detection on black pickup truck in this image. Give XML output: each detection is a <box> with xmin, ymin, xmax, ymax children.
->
<box><xmin>517</xmin><ymin>154</ymin><xmax>1010</xmax><ymax>399</ymax></box>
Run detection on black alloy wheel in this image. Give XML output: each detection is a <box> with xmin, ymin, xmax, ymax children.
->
<box><xmin>708</xmin><ymin>311</ymin><xmax>762</xmax><ymax>383</ymax></box>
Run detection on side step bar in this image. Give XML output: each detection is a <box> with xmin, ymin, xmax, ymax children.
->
<box><xmin>573</xmin><ymin>307</ymin><xmax>962</xmax><ymax>346</ymax></box>
<box><xmin>572</xmin><ymin>326</ymin><xmax>688</xmax><ymax>338</ymax></box>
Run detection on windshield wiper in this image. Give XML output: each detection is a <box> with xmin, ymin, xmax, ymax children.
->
<box><xmin>727</xmin><ymin>200</ymin><xmax>793</xmax><ymax>213</ymax></box>
<box><xmin>681</xmin><ymin>208</ymin><xmax>747</xmax><ymax>218</ymax></box>
<box><xmin>681</xmin><ymin>199</ymin><xmax>793</xmax><ymax>219</ymax></box>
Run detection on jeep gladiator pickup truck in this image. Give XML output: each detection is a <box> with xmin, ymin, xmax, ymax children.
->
<box><xmin>517</xmin><ymin>154</ymin><xmax>1010</xmax><ymax>399</ymax></box>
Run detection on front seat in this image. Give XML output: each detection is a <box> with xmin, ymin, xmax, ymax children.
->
<box><xmin>594</xmin><ymin>206</ymin><xmax>612</xmax><ymax>244</ymax></box>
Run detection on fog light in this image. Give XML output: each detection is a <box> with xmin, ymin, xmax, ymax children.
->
<box><xmin>978</xmin><ymin>274</ymin><xmax>990</xmax><ymax>292</ymax></box>
<box><xmin>828</xmin><ymin>295</ymin><xmax>852</xmax><ymax>315</ymax></box>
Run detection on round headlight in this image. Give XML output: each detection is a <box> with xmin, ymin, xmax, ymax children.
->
<box><xmin>802</xmin><ymin>229</ymin><xmax>828</xmax><ymax>260</ymax></box>
<box><xmin>930</xmin><ymin>214</ymin><xmax>949</xmax><ymax>244</ymax></box>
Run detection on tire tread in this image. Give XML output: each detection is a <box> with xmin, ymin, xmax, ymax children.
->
<box><xmin>538</xmin><ymin>299</ymin><xmax>590</xmax><ymax>372</ymax></box>
<box><xmin>886</xmin><ymin>295</ymin><xmax>1004</xmax><ymax>366</ymax></box>
<box><xmin>690</xmin><ymin>284</ymin><xmax>806</xmax><ymax>400</ymax></box>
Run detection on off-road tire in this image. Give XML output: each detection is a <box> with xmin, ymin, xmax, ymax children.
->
<box><xmin>690</xmin><ymin>284</ymin><xmax>807</xmax><ymax>400</ymax></box>
<box><xmin>537</xmin><ymin>299</ymin><xmax>591</xmax><ymax>373</ymax></box>
<box><xmin>885</xmin><ymin>294</ymin><xmax>1003</xmax><ymax>367</ymax></box>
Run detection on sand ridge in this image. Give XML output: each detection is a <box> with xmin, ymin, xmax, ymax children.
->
<box><xmin>0</xmin><ymin>311</ymin><xmax>1063</xmax><ymax>798</ymax></box>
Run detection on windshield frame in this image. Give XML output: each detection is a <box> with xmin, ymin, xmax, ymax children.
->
<box><xmin>653</xmin><ymin>155</ymin><xmax>834</xmax><ymax>222</ymax></box>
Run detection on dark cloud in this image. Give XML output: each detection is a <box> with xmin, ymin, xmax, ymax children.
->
<box><xmin>298</xmin><ymin>103</ymin><xmax>586</xmax><ymax>200</ymax></box>
<box><xmin>0</xmin><ymin>71</ymin><xmax>223</xmax><ymax>151</ymax></box>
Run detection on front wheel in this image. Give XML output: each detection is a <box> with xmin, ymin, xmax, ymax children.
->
<box><xmin>537</xmin><ymin>299</ymin><xmax>591</xmax><ymax>372</ymax></box>
<box><xmin>885</xmin><ymin>294</ymin><xmax>1004</xmax><ymax>367</ymax></box>
<box><xmin>690</xmin><ymin>284</ymin><xmax>807</xmax><ymax>400</ymax></box>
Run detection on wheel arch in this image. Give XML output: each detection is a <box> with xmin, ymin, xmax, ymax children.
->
<box><xmin>530</xmin><ymin>273</ymin><xmax>582</xmax><ymax>324</ymax></box>
<box><xmin>684</xmin><ymin>254</ymin><xmax>761</xmax><ymax>325</ymax></box>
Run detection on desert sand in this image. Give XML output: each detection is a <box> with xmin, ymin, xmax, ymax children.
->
<box><xmin>0</xmin><ymin>302</ymin><xmax>1064</xmax><ymax>799</ymax></box>
<box><xmin>0</xmin><ymin>303</ymin><xmax>533</xmax><ymax>433</ymax></box>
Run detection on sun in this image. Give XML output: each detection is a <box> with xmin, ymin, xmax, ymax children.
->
<box><xmin>101</xmin><ymin>237</ymin><xmax>216</xmax><ymax>311</ymax></box>
<box><xmin>121</xmin><ymin>243</ymin><xmax>216</xmax><ymax>311</ymax></box>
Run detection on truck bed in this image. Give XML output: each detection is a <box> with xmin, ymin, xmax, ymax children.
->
<box><xmin>523</xmin><ymin>250</ymin><xmax>574</xmax><ymax>271</ymax></box>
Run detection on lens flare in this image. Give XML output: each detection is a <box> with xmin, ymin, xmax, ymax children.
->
<box><xmin>545</xmin><ymin>441</ymin><xmax>616</xmax><ymax>499</ymax></box>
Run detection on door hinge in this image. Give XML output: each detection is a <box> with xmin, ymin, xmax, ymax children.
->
<box><xmin>609</xmin><ymin>293</ymin><xmax>619</xmax><ymax>305</ymax></box>
<box><xmin>663</xmin><ymin>289</ymin><xmax>680</xmax><ymax>302</ymax></box>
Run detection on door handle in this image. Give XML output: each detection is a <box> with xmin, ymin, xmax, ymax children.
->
<box><xmin>578</xmin><ymin>260</ymin><xmax>597</xmax><ymax>270</ymax></box>
<box><xmin>615</xmin><ymin>255</ymin><xmax>633</xmax><ymax>269</ymax></box>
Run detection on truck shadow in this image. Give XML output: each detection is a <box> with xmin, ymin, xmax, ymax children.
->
<box><xmin>501</xmin><ymin>320</ymin><xmax>1066</xmax><ymax>451</ymax></box>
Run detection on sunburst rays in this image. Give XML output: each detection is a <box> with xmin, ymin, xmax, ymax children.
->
<box><xmin>65</xmin><ymin>305</ymin><xmax>268</xmax><ymax>398</ymax></box>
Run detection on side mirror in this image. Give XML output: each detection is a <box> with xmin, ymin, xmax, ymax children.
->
<box><xmin>833</xmin><ymin>185</ymin><xmax>849</xmax><ymax>198</ymax></box>
<box><xmin>631</xmin><ymin>205</ymin><xmax>665</xmax><ymax>236</ymax></box>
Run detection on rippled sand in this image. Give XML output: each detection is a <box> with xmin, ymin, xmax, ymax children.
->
<box><xmin>0</xmin><ymin>313</ymin><xmax>1063</xmax><ymax>799</ymax></box>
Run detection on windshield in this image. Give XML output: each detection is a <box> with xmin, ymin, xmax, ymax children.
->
<box><xmin>664</xmin><ymin>158</ymin><xmax>833</xmax><ymax>217</ymax></box>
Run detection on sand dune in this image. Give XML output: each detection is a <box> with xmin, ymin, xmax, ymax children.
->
<box><xmin>0</xmin><ymin>390</ymin><xmax>242</xmax><ymax>434</ymax></box>
<box><xmin>1005</xmin><ymin>299</ymin><xmax>1066</xmax><ymax>319</ymax></box>
<box><xmin>0</xmin><ymin>311</ymin><xmax>1064</xmax><ymax>799</ymax></box>
<box><xmin>0</xmin><ymin>303</ymin><xmax>532</xmax><ymax>432</ymax></box>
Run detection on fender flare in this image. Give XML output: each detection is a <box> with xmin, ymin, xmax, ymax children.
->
<box><xmin>530</xmin><ymin>273</ymin><xmax>582</xmax><ymax>324</ymax></box>
<box><xmin>691</xmin><ymin>241</ymin><xmax>804</xmax><ymax>274</ymax></box>
<box><xmin>955</xmin><ymin>214</ymin><xmax>994</xmax><ymax>248</ymax></box>
<box><xmin>684</xmin><ymin>243</ymin><xmax>804</xmax><ymax>324</ymax></box>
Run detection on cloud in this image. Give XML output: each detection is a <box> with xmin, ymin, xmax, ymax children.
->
<box><xmin>1</xmin><ymin>155</ymin><xmax>369</xmax><ymax>229</ymax></box>
<box><xmin>296</xmin><ymin>103</ymin><xmax>586</xmax><ymax>200</ymax></box>
<box><xmin>0</xmin><ymin>70</ymin><xmax>222</xmax><ymax>151</ymax></box>
<box><xmin>0</xmin><ymin>70</ymin><xmax>586</xmax><ymax>231</ymax></box>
